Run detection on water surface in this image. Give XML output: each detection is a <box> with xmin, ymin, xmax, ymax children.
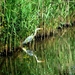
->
<box><xmin>0</xmin><ymin>27</ymin><xmax>75</xmax><ymax>75</ymax></box>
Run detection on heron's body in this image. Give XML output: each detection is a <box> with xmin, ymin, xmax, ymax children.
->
<box><xmin>22</xmin><ymin>34</ymin><xmax>34</xmax><ymax>45</ymax></box>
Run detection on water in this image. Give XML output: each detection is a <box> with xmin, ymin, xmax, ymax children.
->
<box><xmin>0</xmin><ymin>27</ymin><xmax>75</xmax><ymax>75</ymax></box>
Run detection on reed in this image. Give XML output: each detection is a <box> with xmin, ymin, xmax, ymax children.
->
<box><xmin>0</xmin><ymin>0</ymin><xmax>75</xmax><ymax>54</ymax></box>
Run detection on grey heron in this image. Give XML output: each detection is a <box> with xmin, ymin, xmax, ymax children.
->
<box><xmin>22</xmin><ymin>28</ymin><xmax>43</xmax><ymax>45</ymax></box>
<box><xmin>22</xmin><ymin>47</ymin><xmax>44</xmax><ymax>63</ymax></box>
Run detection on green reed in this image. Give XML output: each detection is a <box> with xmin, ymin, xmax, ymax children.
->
<box><xmin>0</xmin><ymin>0</ymin><xmax>75</xmax><ymax>53</ymax></box>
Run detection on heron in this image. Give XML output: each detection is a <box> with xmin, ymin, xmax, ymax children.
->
<box><xmin>22</xmin><ymin>28</ymin><xmax>43</xmax><ymax>45</ymax></box>
<box><xmin>22</xmin><ymin>47</ymin><xmax>44</xmax><ymax>63</ymax></box>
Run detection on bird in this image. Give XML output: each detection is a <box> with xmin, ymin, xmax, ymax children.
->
<box><xmin>22</xmin><ymin>28</ymin><xmax>43</xmax><ymax>45</ymax></box>
<box><xmin>22</xmin><ymin>47</ymin><xmax>44</xmax><ymax>63</ymax></box>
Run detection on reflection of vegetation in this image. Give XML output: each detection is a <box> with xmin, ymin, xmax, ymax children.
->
<box><xmin>0</xmin><ymin>56</ymin><xmax>32</xmax><ymax>75</ymax></box>
<box><xmin>31</xmin><ymin>28</ymin><xmax>75</xmax><ymax>75</ymax></box>
<box><xmin>0</xmin><ymin>0</ymin><xmax>75</xmax><ymax>53</ymax></box>
<box><xmin>0</xmin><ymin>28</ymin><xmax>75</xmax><ymax>75</ymax></box>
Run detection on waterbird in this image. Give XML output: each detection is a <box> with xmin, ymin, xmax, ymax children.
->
<box><xmin>22</xmin><ymin>28</ymin><xmax>43</xmax><ymax>45</ymax></box>
<box><xmin>22</xmin><ymin>47</ymin><xmax>44</xmax><ymax>63</ymax></box>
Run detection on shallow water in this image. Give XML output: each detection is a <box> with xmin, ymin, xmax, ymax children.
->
<box><xmin>0</xmin><ymin>27</ymin><xmax>75</xmax><ymax>75</ymax></box>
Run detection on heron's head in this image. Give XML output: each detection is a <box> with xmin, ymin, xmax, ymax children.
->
<box><xmin>35</xmin><ymin>28</ymin><xmax>43</xmax><ymax>32</ymax></box>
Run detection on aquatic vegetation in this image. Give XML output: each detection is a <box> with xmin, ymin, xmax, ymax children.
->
<box><xmin>0</xmin><ymin>0</ymin><xmax>75</xmax><ymax>55</ymax></box>
<box><xmin>0</xmin><ymin>26</ymin><xmax>75</xmax><ymax>75</ymax></box>
<box><xmin>0</xmin><ymin>1</ymin><xmax>75</xmax><ymax>75</ymax></box>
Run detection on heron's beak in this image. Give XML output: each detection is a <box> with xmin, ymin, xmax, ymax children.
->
<box><xmin>40</xmin><ymin>28</ymin><xmax>43</xmax><ymax>30</ymax></box>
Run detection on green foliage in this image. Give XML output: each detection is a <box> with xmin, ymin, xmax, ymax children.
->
<box><xmin>0</xmin><ymin>0</ymin><xmax>75</xmax><ymax>51</ymax></box>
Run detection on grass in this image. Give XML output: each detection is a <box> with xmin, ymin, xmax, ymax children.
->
<box><xmin>0</xmin><ymin>0</ymin><xmax>75</xmax><ymax>53</ymax></box>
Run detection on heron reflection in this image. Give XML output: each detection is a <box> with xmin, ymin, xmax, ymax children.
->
<box><xmin>22</xmin><ymin>28</ymin><xmax>43</xmax><ymax>45</ymax></box>
<box><xmin>22</xmin><ymin>47</ymin><xmax>44</xmax><ymax>63</ymax></box>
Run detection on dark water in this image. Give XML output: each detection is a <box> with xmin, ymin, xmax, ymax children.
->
<box><xmin>0</xmin><ymin>27</ymin><xmax>75</xmax><ymax>75</ymax></box>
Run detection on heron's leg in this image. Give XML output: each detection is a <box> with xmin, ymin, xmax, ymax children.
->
<box><xmin>29</xmin><ymin>42</ymin><xmax>32</xmax><ymax>48</ymax></box>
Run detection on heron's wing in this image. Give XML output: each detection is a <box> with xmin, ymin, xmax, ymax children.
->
<box><xmin>22</xmin><ymin>34</ymin><xmax>34</xmax><ymax>44</ymax></box>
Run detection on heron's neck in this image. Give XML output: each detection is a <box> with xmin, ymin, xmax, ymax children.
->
<box><xmin>34</xmin><ymin>30</ymin><xmax>37</xmax><ymax>36</ymax></box>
